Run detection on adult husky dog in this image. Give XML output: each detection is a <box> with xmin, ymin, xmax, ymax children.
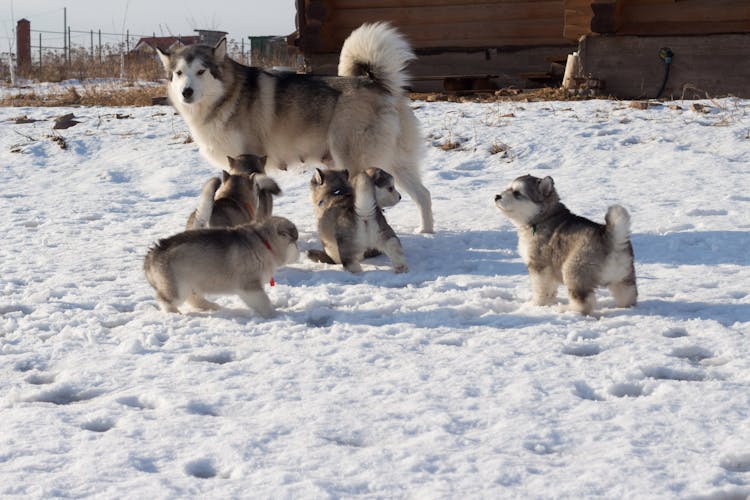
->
<box><xmin>156</xmin><ymin>22</ymin><xmax>434</xmax><ymax>233</ymax></box>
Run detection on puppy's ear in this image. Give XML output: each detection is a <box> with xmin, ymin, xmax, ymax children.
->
<box><xmin>156</xmin><ymin>47</ymin><xmax>171</xmax><ymax>71</ymax></box>
<box><xmin>539</xmin><ymin>176</ymin><xmax>555</xmax><ymax>197</ymax></box>
<box><xmin>213</xmin><ymin>38</ymin><xmax>227</xmax><ymax>60</ymax></box>
<box><xmin>277</xmin><ymin>220</ymin><xmax>299</xmax><ymax>241</ymax></box>
<box><xmin>227</xmin><ymin>156</ymin><xmax>236</xmax><ymax>169</ymax></box>
<box><xmin>257</xmin><ymin>176</ymin><xmax>281</xmax><ymax>195</ymax></box>
<box><xmin>222</xmin><ymin>170</ymin><xmax>231</xmax><ymax>183</ymax></box>
<box><xmin>312</xmin><ymin>168</ymin><xmax>324</xmax><ymax>185</ymax></box>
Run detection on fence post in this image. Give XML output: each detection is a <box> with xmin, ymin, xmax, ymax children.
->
<box><xmin>90</xmin><ymin>30</ymin><xmax>94</xmax><ymax>58</ymax></box>
<box><xmin>67</xmin><ymin>26</ymin><xmax>71</xmax><ymax>65</ymax></box>
<box><xmin>63</xmin><ymin>7</ymin><xmax>67</xmax><ymax>63</ymax></box>
<box><xmin>98</xmin><ymin>30</ymin><xmax>102</xmax><ymax>63</ymax></box>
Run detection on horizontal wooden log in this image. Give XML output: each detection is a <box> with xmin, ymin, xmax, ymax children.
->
<box><xmin>328</xmin><ymin>19</ymin><xmax>566</xmax><ymax>44</ymax></box>
<box><xmin>619</xmin><ymin>20</ymin><xmax>750</xmax><ymax>36</ymax></box>
<box><xmin>622</xmin><ymin>4</ymin><xmax>750</xmax><ymax>25</ymax></box>
<box><xmin>328</xmin><ymin>2</ymin><xmax>564</xmax><ymax>26</ymax></box>
<box><xmin>333</xmin><ymin>0</ymin><xmax>558</xmax><ymax>7</ymax></box>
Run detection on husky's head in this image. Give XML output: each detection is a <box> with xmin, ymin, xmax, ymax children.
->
<box><xmin>157</xmin><ymin>39</ymin><xmax>227</xmax><ymax>109</ymax></box>
<box><xmin>366</xmin><ymin>167</ymin><xmax>401</xmax><ymax>208</ymax></box>
<box><xmin>227</xmin><ymin>154</ymin><xmax>267</xmax><ymax>176</ymax></box>
<box><xmin>215</xmin><ymin>170</ymin><xmax>260</xmax><ymax>216</ymax></box>
<box><xmin>310</xmin><ymin>168</ymin><xmax>352</xmax><ymax>213</ymax></box>
<box><xmin>266</xmin><ymin>216</ymin><xmax>300</xmax><ymax>265</ymax></box>
<box><xmin>495</xmin><ymin>174</ymin><xmax>559</xmax><ymax>226</ymax></box>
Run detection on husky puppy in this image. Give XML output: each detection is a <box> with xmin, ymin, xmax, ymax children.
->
<box><xmin>309</xmin><ymin>169</ymin><xmax>407</xmax><ymax>274</ymax></box>
<box><xmin>156</xmin><ymin>22</ymin><xmax>434</xmax><ymax>233</ymax></box>
<box><xmin>226</xmin><ymin>154</ymin><xmax>280</xmax><ymax>222</ymax></box>
<box><xmin>144</xmin><ymin>216</ymin><xmax>299</xmax><ymax>316</ymax></box>
<box><xmin>367</xmin><ymin>167</ymin><xmax>401</xmax><ymax>209</ymax></box>
<box><xmin>495</xmin><ymin>175</ymin><xmax>637</xmax><ymax>315</ymax></box>
<box><xmin>186</xmin><ymin>159</ymin><xmax>280</xmax><ymax>230</ymax></box>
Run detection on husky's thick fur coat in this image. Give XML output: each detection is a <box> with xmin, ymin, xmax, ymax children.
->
<box><xmin>144</xmin><ymin>216</ymin><xmax>299</xmax><ymax>315</ymax></box>
<box><xmin>495</xmin><ymin>175</ymin><xmax>637</xmax><ymax>315</ymax></box>
<box><xmin>157</xmin><ymin>22</ymin><xmax>433</xmax><ymax>233</ymax></box>
<box><xmin>309</xmin><ymin>168</ymin><xmax>407</xmax><ymax>274</ymax></box>
<box><xmin>227</xmin><ymin>154</ymin><xmax>280</xmax><ymax>221</ymax></box>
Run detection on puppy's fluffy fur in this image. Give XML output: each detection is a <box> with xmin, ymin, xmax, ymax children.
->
<box><xmin>186</xmin><ymin>154</ymin><xmax>280</xmax><ymax>230</ymax></box>
<box><xmin>495</xmin><ymin>174</ymin><xmax>637</xmax><ymax>315</ymax></box>
<box><xmin>227</xmin><ymin>154</ymin><xmax>280</xmax><ymax>221</ymax></box>
<box><xmin>144</xmin><ymin>216</ymin><xmax>299</xmax><ymax>316</ymax></box>
<box><xmin>309</xmin><ymin>168</ymin><xmax>407</xmax><ymax>273</ymax></box>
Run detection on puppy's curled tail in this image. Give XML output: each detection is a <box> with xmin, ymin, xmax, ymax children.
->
<box><xmin>605</xmin><ymin>205</ymin><xmax>632</xmax><ymax>251</ymax></box>
<box><xmin>191</xmin><ymin>177</ymin><xmax>221</xmax><ymax>229</ymax></box>
<box><xmin>338</xmin><ymin>22</ymin><xmax>416</xmax><ymax>95</ymax></box>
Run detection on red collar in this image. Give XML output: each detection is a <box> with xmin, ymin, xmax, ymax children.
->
<box><xmin>244</xmin><ymin>202</ymin><xmax>255</xmax><ymax>219</ymax></box>
<box><xmin>253</xmin><ymin>228</ymin><xmax>275</xmax><ymax>287</ymax></box>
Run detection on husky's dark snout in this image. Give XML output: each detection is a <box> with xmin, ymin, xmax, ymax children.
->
<box><xmin>182</xmin><ymin>87</ymin><xmax>194</xmax><ymax>101</ymax></box>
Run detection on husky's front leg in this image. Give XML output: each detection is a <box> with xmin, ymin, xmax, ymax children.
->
<box><xmin>336</xmin><ymin>234</ymin><xmax>363</xmax><ymax>274</ymax></box>
<box><xmin>528</xmin><ymin>266</ymin><xmax>558</xmax><ymax>306</ymax></box>
<box><xmin>380</xmin><ymin>236</ymin><xmax>408</xmax><ymax>273</ymax></box>
<box><xmin>238</xmin><ymin>287</ymin><xmax>275</xmax><ymax>318</ymax></box>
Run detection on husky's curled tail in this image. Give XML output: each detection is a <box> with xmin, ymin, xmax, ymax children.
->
<box><xmin>605</xmin><ymin>204</ymin><xmax>638</xmax><ymax>307</ymax></box>
<box><xmin>189</xmin><ymin>177</ymin><xmax>221</xmax><ymax>229</ymax></box>
<box><xmin>338</xmin><ymin>22</ymin><xmax>416</xmax><ymax>95</ymax></box>
<box><xmin>605</xmin><ymin>205</ymin><xmax>632</xmax><ymax>251</ymax></box>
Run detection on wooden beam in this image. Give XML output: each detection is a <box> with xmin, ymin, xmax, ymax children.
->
<box><xmin>590</xmin><ymin>0</ymin><xmax>624</xmax><ymax>34</ymax></box>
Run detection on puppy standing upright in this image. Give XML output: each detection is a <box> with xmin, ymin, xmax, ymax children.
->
<box><xmin>144</xmin><ymin>216</ymin><xmax>299</xmax><ymax>316</ymax></box>
<box><xmin>156</xmin><ymin>22</ymin><xmax>434</xmax><ymax>233</ymax></box>
<box><xmin>495</xmin><ymin>175</ymin><xmax>637</xmax><ymax>315</ymax></box>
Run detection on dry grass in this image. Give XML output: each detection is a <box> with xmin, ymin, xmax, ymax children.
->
<box><xmin>0</xmin><ymin>84</ymin><xmax>166</xmax><ymax>107</ymax></box>
<box><xmin>411</xmin><ymin>87</ymin><xmax>609</xmax><ymax>104</ymax></box>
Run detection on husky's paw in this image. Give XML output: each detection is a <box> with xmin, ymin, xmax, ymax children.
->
<box><xmin>344</xmin><ymin>262</ymin><xmax>363</xmax><ymax>274</ymax></box>
<box><xmin>393</xmin><ymin>263</ymin><xmax>409</xmax><ymax>274</ymax></box>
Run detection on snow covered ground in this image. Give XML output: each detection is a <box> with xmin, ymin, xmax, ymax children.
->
<box><xmin>1</xmin><ymin>95</ymin><xmax>749</xmax><ymax>498</ymax></box>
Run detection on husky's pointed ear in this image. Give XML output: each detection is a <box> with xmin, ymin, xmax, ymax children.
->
<box><xmin>312</xmin><ymin>168</ymin><xmax>324</xmax><ymax>185</ymax></box>
<box><xmin>222</xmin><ymin>170</ymin><xmax>231</xmax><ymax>182</ymax></box>
<box><xmin>539</xmin><ymin>176</ymin><xmax>555</xmax><ymax>197</ymax></box>
<box><xmin>227</xmin><ymin>155</ymin><xmax>236</xmax><ymax>169</ymax></box>
<box><xmin>213</xmin><ymin>38</ymin><xmax>227</xmax><ymax>60</ymax></box>
<box><xmin>156</xmin><ymin>47</ymin><xmax>171</xmax><ymax>71</ymax></box>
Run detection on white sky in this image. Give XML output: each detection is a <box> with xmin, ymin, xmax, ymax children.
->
<box><xmin>1</xmin><ymin>0</ymin><xmax>296</xmax><ymax>47</ymax></box>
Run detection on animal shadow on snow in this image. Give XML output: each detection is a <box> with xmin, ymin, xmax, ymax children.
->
<box><xmin>287</xmin><ymin>230</ymin><xmax>554</xmax><ymax>329</ymax></box>
<box><xmin>632</xmin><ymin>231</ymin><xmax>750</xmax><ymax>266</ymax></box>
<box><xmin>638</xmin><ymin>299</ymin><xmax>749</xmax><ymax>327</ymax></box>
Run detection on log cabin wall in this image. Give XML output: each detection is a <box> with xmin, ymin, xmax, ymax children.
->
<box><xmin>563</xmin><ymin>0</ymin><xmax>750</xmax><ymax>98</ymax></box>
<box><xmin>564</xmin><ymin>0</ymin><xmax>750</xmax><ymax>41</ymax></box>
<box><xmin>292</xmin><ymin>0</ymin><xmax>577</xmax><ymax>91</ymax></box>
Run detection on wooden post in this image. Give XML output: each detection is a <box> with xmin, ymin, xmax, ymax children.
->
<box><xmin>591</xmin><ymin>0</ymin><xmax>624</xmax><ymax>34</ymax></box>
<box><xmin>16</xmin><ymin>19</ymin><xmax>31</xmax><ymax>74</ymax></box>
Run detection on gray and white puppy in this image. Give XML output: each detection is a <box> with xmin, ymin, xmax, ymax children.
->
<box><xmin>144</xmin><ymin>216</ymin><xmax>299</xmax><ymax>316</ymax></box>
<box><xmin>186</xmin><ymin>155</ymin><xmax>280</xmax><ymax>230</ymax></box>
<box><xmin>227</xmin><ymin>154</ymin><xmax>281</xmax><ymax>221</ymax></box>
<box><xmin>309</xmin><ymin>168</ymin><xmax>407</xmax><ymax>273</ymax></box>
<box><xmin>495</xmin><ymin>174</ymin><xmax>637</xmax><ymax>315</ymax></box>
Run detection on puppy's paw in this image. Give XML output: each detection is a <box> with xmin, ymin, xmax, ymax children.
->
<box><xmin>394</xmin><ymin>263</ymin><xmax>408</xmax><ymax>274</ymax></box>
<box><xmin>344</xmin><ymin>262</ymin><xmax>363</xmax><ymax>274</ymax></box>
